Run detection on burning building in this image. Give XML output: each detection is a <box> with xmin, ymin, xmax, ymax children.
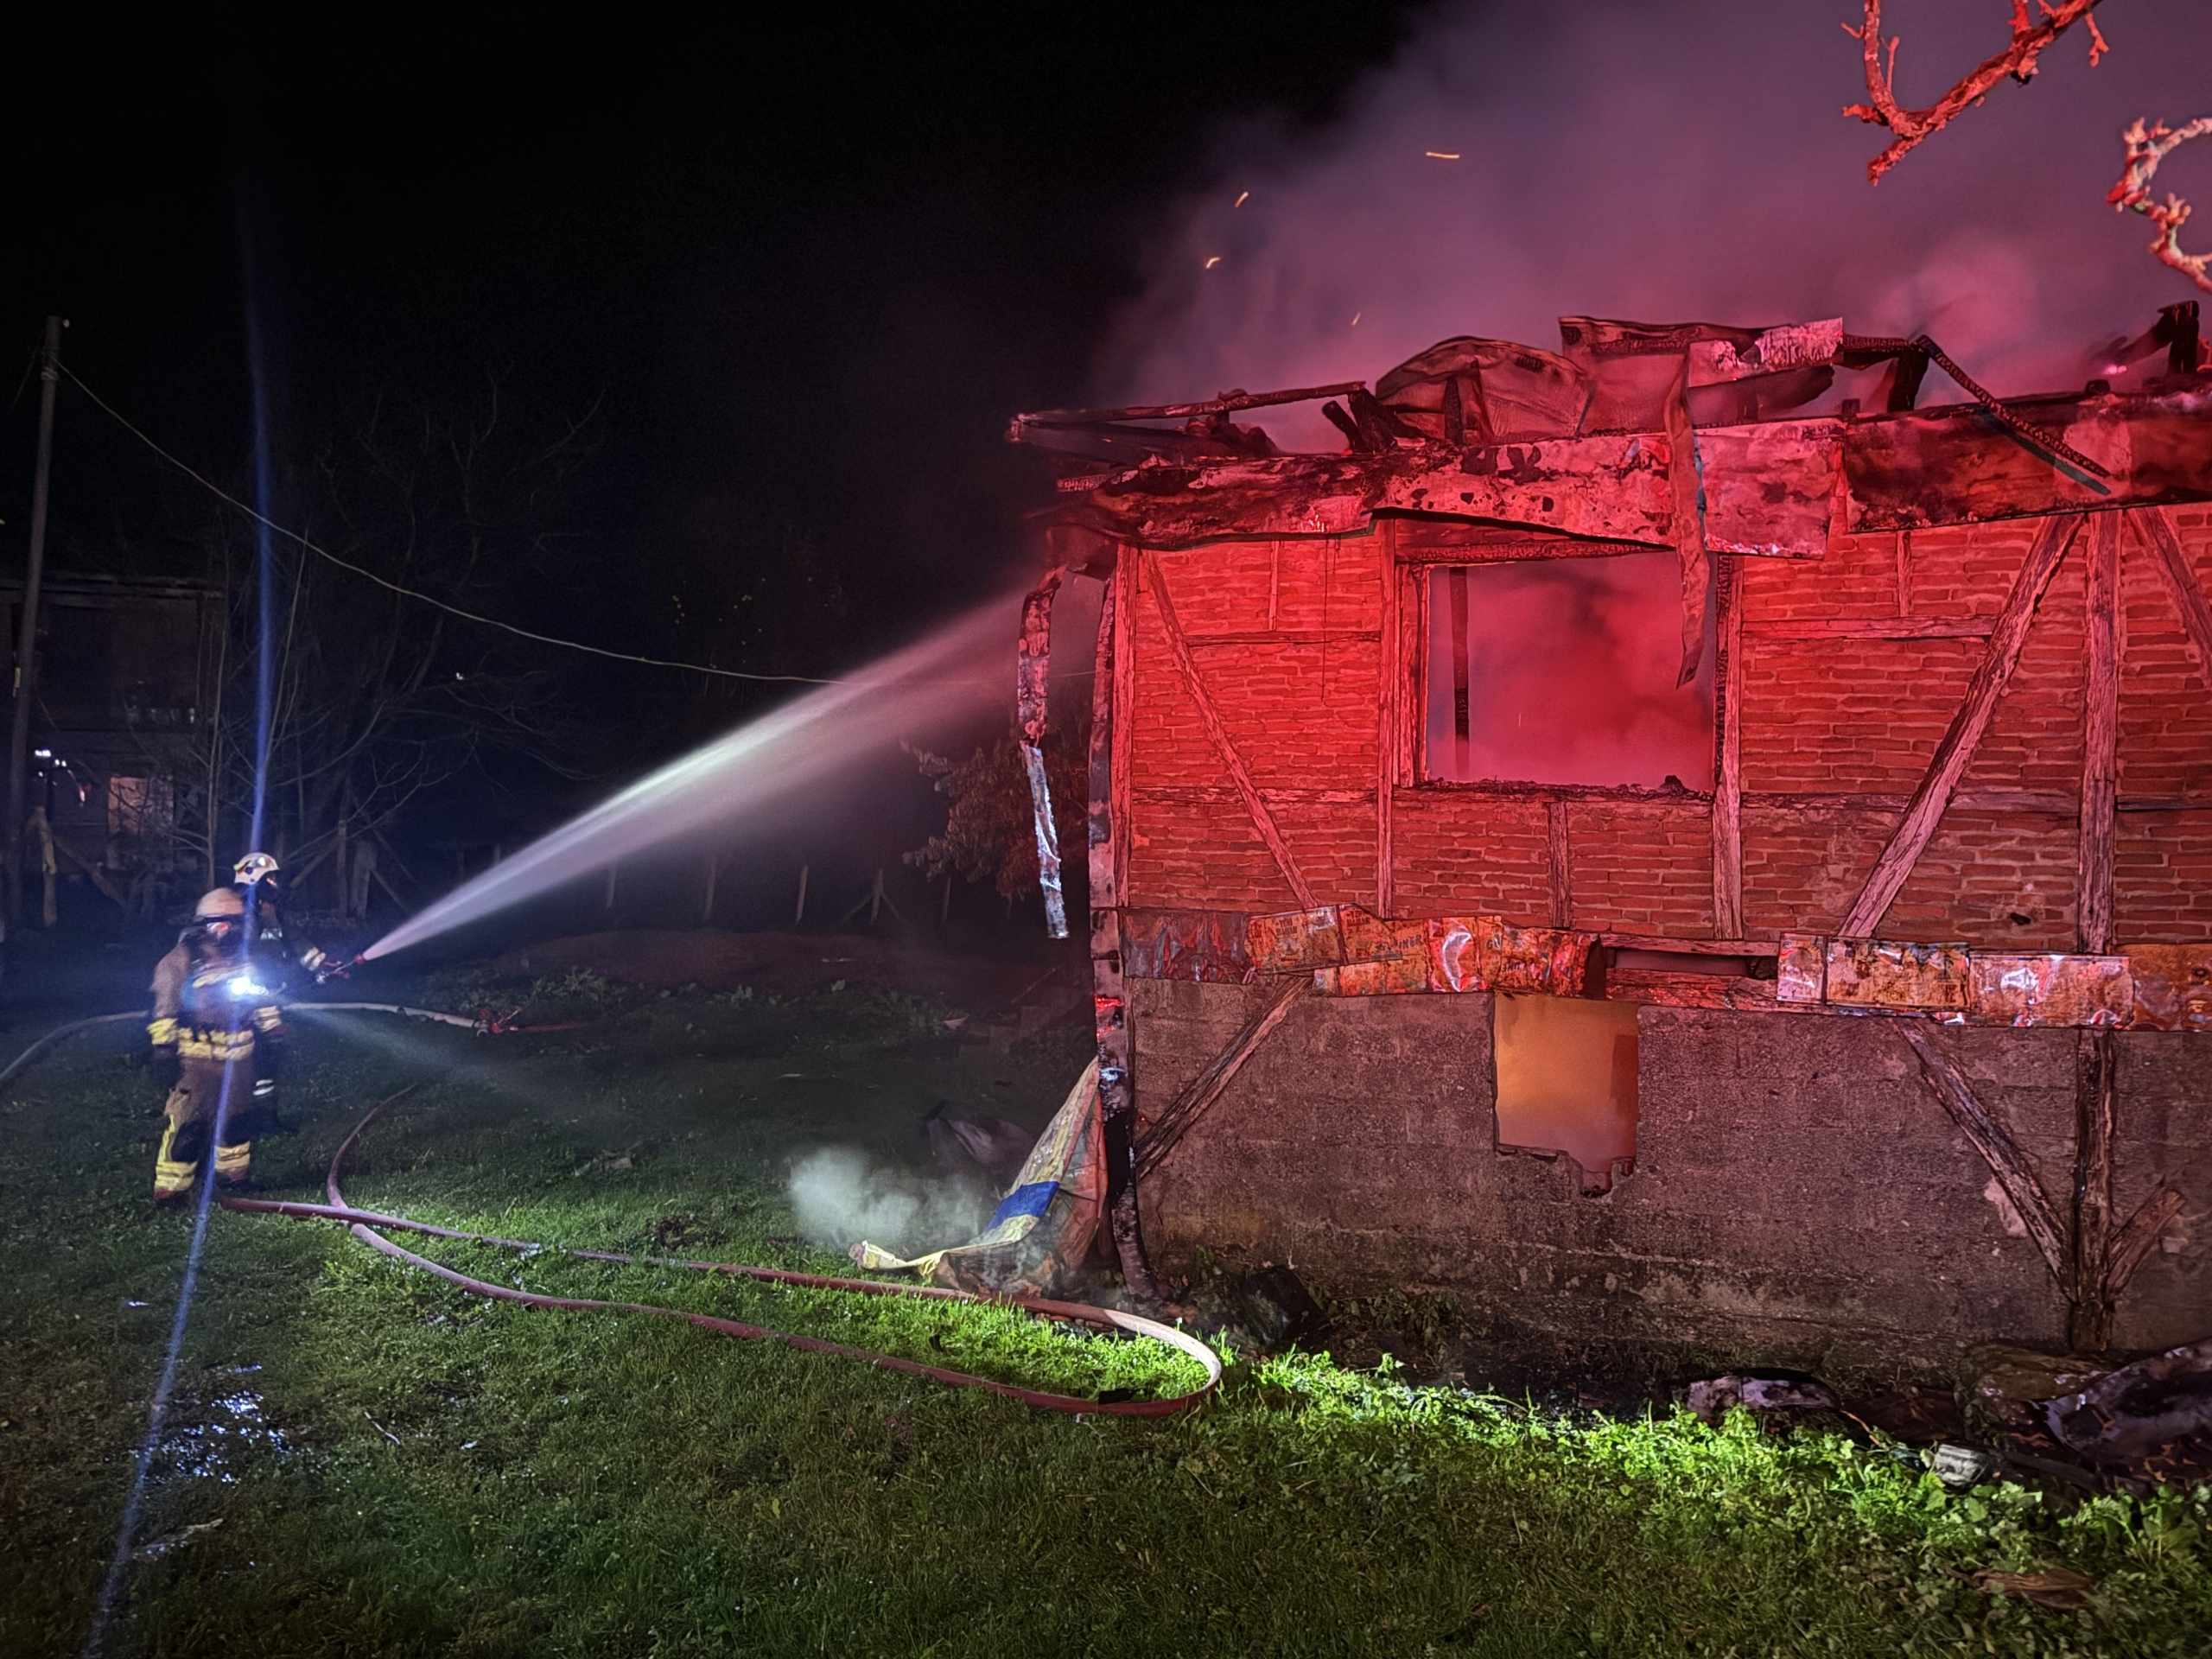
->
<box><xmin>1009</xmin><ymin>306</ymin><xmax>2212</xmax><ymax>1382</ymax></box>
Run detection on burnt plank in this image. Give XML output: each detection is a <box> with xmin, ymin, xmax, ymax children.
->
<box><xmin>2078</xmin><ymin>513</ymin><xmax>2120</xmax><ymax>954</ymax></box>
<box><xmin>1844</xmin><ymin>388</ymin><xmax>2212</xmax><ymax>531</ymax></box>
<box><xmin>1713</xmin><ymin>553</ymin><xmax>1744</xmax><ymax>938</ymax></box>
<box><xmin>1839</xmin><ymin>513</ymin><xmax>2084</xmax><ymax>938</ymax></box>
<box><xmin>2132</xmin><ymin>505</ymin><xmax>2212</xmax><ymax>688</ymax></box>
<box><xmin>1896</xmin><ymin>1021</ymin><xmax>2068</xmax><ymax>1282</ymax></box>
<box><xmin>1141</xmin><ymin>551</ymin><xmax>1319</xmax><ymax>910</ymax></box>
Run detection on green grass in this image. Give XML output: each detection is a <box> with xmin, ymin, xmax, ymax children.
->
<box><xmin>2</xmin><ymin>979</ymin><xmax>2208</xmax><ymax>1657</ymax></box>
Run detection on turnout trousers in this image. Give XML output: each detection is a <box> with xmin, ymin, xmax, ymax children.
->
<box><xmin>153</xmin><ymin>1055</ymin><xmax>256</xmax><ymax>1199</ymax></box>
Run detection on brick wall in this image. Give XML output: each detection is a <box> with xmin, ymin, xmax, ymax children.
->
<box><xmin>1133</xmin><ymin>980</ymin><xmax>2211</xmax><ymax>1379</ymax></box>
<box><xmin>1126</xmin><ymin>512</ymin><xmax>2212</xmax><ymax>944</ymax></box>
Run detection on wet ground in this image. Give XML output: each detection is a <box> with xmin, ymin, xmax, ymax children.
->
<box><xmin>4</xmin><ymin>919</ymin><xmax>2209</xmax><ymax>1656</ymax></box>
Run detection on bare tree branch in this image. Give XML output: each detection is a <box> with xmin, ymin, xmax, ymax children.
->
<box><xmin>1844</xmin><ymin>0</ymin><xmax>2112</xmax><ymax>183</ymax></box>
<box><xmin>2111</xmin><ymin>116</ymin><xmax>2212</xmax><ymax>296</ymax></box>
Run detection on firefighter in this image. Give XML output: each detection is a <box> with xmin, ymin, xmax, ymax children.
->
<box><xmin>227</xmin><ymin>850</ymin><xmax>344</xmax><ymax>1140</ymax></box>
<box><xmin>232</xmin><ymin>851</ymin><xmax>334</xmax><ymax>978</ymax></box>
<box><xmin>149</xmin><ymin>887</ymin><xmax>285</xmax><ymax>1202</ymax></box>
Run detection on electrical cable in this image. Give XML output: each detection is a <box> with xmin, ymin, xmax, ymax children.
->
<box><xmin>228</xmin><ymin>1089</ymin><xmax>1218</xmax><ymax>1416</ymax></box>
<box><xmin>55</xmin><ymin>365</ymin><xmax>848</xmax><ymax>685</ymax></box>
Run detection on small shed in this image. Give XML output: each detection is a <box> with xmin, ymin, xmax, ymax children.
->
<box><xmin>1009</xmin><ymin>307</ymin><xmax>2212</xmax><ymax>1382</ymax></box>
<box><xmin>1</xmin><ymin>570</ymin><xmax>224</xmax><ymax>907</ymax></box>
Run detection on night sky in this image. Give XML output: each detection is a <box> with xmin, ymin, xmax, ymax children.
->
<box><xmin>1</xmin><ymin>6</ymin><xmax>1423</xmax><ymax>769</ymax></box>
<box><xmin>7</xmin><ymin>1</ymin><xmax>2206</xmax><ymax>867</ymax></box>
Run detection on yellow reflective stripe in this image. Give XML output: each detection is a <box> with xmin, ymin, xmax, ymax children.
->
<box><xmin>252</xmin><ymin>1006</ymin><xmax>284</xmax><ymax>1033</ymax></box>
<box><xmin>155</xmin><ymin>1121</ymin><xmax>197</xmax><ymax>1193</ymax></box>
<box><xmin>176</xmin><ymin>1029</ymin><xmax>256</xmax><ymax>1060</ymax></box>
<box><xmin>148</xmin><ymin>1017</ymin><xmax>178</xmax><ymax>1045</ymax></box>
<box><xmin>213</xmin><ymin>1142</ymin><xmax>251</xmax><ymax>1175</ymax></box>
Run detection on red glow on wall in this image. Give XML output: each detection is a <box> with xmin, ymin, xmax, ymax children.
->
<box><xmin>1423</xmin><ymin>552</ymin><xmax>1714</xmax><ymax>791</ymax></box>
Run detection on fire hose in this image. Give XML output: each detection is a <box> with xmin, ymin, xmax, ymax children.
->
<box><xmin>2</xmin><ymin>1009</ymin><xmax>1220</xmax><ymax>1415</ymax></box>
<box><xmin>225</xmin><ymin>1088</ymin><xmax>1219</xmax><ymax>1416</ymax></box>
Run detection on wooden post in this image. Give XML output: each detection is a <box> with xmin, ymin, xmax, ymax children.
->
<box><xmin>794</xmin><ymin>863</ymin><xmax>809</xmax><ymax>924</ymax></box>
<box><xmin>30</xmin><ymin>805</ymin><xmax>56</xmax><ymax>927</ymax></box>
<box><xmin>1840</xmin><ymin>513</ymin><xmax>2082</xmax><ymax>938</ymax></box>
<box><xmin>603</xmin><ymin>864</ymin><xmax>617</xmax><ymax>912</ymax></box>
<box><xmin>2078</xmin><ymin>513</ymin><xmax>2120</xmax><ymax>953</ymax></box>
<box><xmin>1090</xmin><ymin>563</ymin><xmax>1156</xmax><ymax>1301</ymax></box>
<box><xmin>1376</xmin><ymin>524</ymin><xmax>1399</xmax><ymax>916</ymax></box>
<box><xmin>702</xmin><ymin>855</ymin><xmax>718</xmax><ymax>924</ymax></box>
<box><xmin>6</xmin><ymin>318</ymin><xmax>62</xmax><ymax>925</ymax></box>
<box><xmin>868</xmin><ymin>867</ymin><xmax>883</xmax><ymax>925</ymax></box>
<box><xmin>2068</xmin><ymin>1030</ymin><xmax>2118</xmax><ymax>1352</ymax></box>
<box><xmin>1711</xmin><ymin>552</ymin><xmax>1745</xmax><ymax>938</ymax></box>
<box><xmin>1547</xmin><ymin>800</ymin><xmax>1573</xmax><ymax>929</ymax></box>
<box><xmin>939</xmin><ymin>874</ymin><xmax>951</xmax><ymax>924</ymax></box>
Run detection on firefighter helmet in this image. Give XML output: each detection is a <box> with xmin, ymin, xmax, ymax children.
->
<box><xmin>233</xmin><ymin>851</ymin><xmax>279</xmax><ymax>887</ymax></box>
<box><xmin>194</xmin><ymin>887</ymin><xmax>248</xmax><ymax>922</ymax></box>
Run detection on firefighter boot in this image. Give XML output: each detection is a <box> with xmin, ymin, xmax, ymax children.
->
<box><xmin>213</xmin><ymin>1136</ymin><xmax>256</xmax><ymax>1192</ymax></box>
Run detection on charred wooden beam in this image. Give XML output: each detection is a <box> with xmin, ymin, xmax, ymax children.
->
<box><xmin>1376</xmin><ymin>522</ymin><xmax>1401</xmax><ymax>917</ymax></box>
<box><xmin>2068</xmin><ymin>1030</ymin><xmax>2118</xmax><ymax>1351</ymax></box>
<box><xmin>1712</xmin><ymin>553</ymin><xmax>1744</xmax><ymax>938</ymax></box>
<box><xmin>1017</xmin><ymin>566</ymin><xmax>1069</xmax><ymax>939</ymax></box>
<box><xmin>1742</xmin><ymin>617</ymin><xmax>1994</xmax><ymax>641</ymax></box>
<box><xmin>1132</xmin><ymin>975</ymin><xmax>1308</xmax><ymax>1181</ymax></box>
<box><xmin>1547</xmin><ymin>800</ymin><xmax>1573</xmax><ymax>929</ymax></box>
<box><xmin>2107</xmin><ymin>1184</ymin><xmax>2185</xmax><ymax>1300</ymax></box>
<box><xmin>2078</xmin><ymin>513</ymin><xmax>2120</xmax><ymax>955</ymax></box>
<box><xmin>1840</xmin><ymin>513</ymin><xmax>2084</xmax><ymax>938</ymax></box>
<box><xmin>1663</xmin><ymin>358</ymin><xmax>1707</xmax><ymax>685</ymax></box>
<box><xmin>1011</xmin><ymin>380</ymin><xmax>1366</xmax><ymax>431</ymax></box>
<box><xmin>1897</xmin><ymin>1021</ymin><xmax>2068</xmax><ymax>1283</ymax></box>
<box><xmin>2132</xmin><ymin>505</ymin><xmax>2212</xmax><ymax>688</ymax></box>
<box><xmin>1141</xmin><ymin>551</ymin><xmax>1319</xmax><ymax>910</ymax></box>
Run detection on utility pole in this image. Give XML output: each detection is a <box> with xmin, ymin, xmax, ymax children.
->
<box><xmin>6</xmin><ymin>317</ymin><xmax>62</xmax><ymax>926</ymax></box>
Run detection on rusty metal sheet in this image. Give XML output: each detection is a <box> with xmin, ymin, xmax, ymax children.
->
<box><xmin>1603</xmin><ymin>969</ymin><xmax>1780</xmax><ymax>1011</ymax></box>
<box><xmin>1844</xmin><ymin>387</ymin><xmax>2212</xmax><ymax>532</ymax></box>
<box><xmin>1314</xmin><ymin>953</ymin><xmax>1433</xmax><ymax>996</ymax></box>
<box><xmin>1119</xmin><ymin>908</ymin><xmax>1253</xmax><ymax>983</ymax></box>
<box><xmin>2121</xmin><ymin>944</ymin><xmax>2212</xmax><ymax>1031</ymax></box>
<box><xmin>1824</xmin><ymin>938</ymin><xmax>1971</xmax><ymax>1010</ymax></box>
<box><xmin>1776</xmin><ymin>933</ymin><xmax>1827</xmax><ymax>1002</ymax></box>
<box><xmin>1338</xmin><ymin>906</ymin><xmax>1432</xmax><ymax>966</ymax></box>
<box><xmin>1427</xmin><ymin>916</ymin><xmax>1487</xmax><ymax>992</ymax></box>
<box><xmin>1967</xmin><ymin>953</ymin><xmax>2132</xmax><ymax>1027</ymax></box>
<box><xmin>1694</xmin><ymin>419</ymin><xmax>1840</xmax><ymax>559</ymax></box>
<box><xmin>1475</xmin><ymin>918</ymin><xmax>1596</xmax><ymax>995</ymax></box>
<box><xmin>1051</xmin><ymin>432</ymin><xmax>1677</xmax><ymax>550</ymax></box>
<box><xmin>1245</xmin><ymin>906</ymin><xmax>1344</xmax><ymax>973</ymax></box>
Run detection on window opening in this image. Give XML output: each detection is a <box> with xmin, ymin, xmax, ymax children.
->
<box><xmin>1424</xmin><ymin>551</ymin><xmax>1714</xmax><ymax>789</ymax></box>
<box><xmin>1492</xmin><ymin>994</ymin><xmax>1638</xmax><ymax>1195</ymax></box>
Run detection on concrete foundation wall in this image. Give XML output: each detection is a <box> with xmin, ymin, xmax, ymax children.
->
<box><xmin>1134</xmin><ymin>980</ymin><xmax>2210</xmax><ymax>1383</ymax></box>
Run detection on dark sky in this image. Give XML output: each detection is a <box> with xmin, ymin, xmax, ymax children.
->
<box><xmin>2</xmin><ymin>6</ymin><xmax>1428</xmax><ymax>695</ymax></box>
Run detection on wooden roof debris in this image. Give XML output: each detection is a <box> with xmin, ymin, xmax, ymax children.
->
<box><xmin>1014</xmin><ymin>308</ymin><xmax>2212</xmax><ymax>552</ymax></box>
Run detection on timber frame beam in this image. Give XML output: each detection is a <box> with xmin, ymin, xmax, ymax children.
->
<box><xmin>1840</xmin><ymin>513</ymin><xmax>2084</xmax><ymax>938</ymax></box>
<box><xmin>1141</xmin><ymin>550</ymin><xmax>1319</xmax><ymax>910</ymax></box>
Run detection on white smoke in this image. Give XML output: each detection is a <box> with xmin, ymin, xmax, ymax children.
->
<box><xmin>786</xmin><ymin>1147</ymin><xmax>995</xmax><ymax>1255</ymax></box>
<box><xmin>1101</xmin><ymin>0</ymin><xmax>2212</xmax><ymax>447</ymax></box>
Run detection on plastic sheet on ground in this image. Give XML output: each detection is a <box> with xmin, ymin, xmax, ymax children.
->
<box><xmin>853</xmin><ymin>1060</ymin><xmax>1103</xmax><ymax>1298</ymax></box>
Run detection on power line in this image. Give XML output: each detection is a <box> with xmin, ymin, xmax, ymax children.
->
<box><xmin>60</xmin><ymin>364</ymin><xmax>849</xmax><ymax>684</ymax></box>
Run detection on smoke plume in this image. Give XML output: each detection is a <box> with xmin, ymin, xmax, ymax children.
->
<box><xmin>1102</xmin><ymin>0</ymin><xmax>2212</xmax><ymax>448</ymax></box>
<box><xmin>787</xmin><ymin>1147</ymin><xmax>995</xmax><ymax>1255</ymax></box>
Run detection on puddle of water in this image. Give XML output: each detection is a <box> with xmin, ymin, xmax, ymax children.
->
<box><xmin>149</xmin><ymin>1387</ymin><xmax>290</xmax><ymax>1485</ymax></box>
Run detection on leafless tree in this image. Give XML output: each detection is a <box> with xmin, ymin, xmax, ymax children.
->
<box><xmin>1843</xmin><ymin>1</ymin><xmax>2111</xmax><ymax>183</ymax></box>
